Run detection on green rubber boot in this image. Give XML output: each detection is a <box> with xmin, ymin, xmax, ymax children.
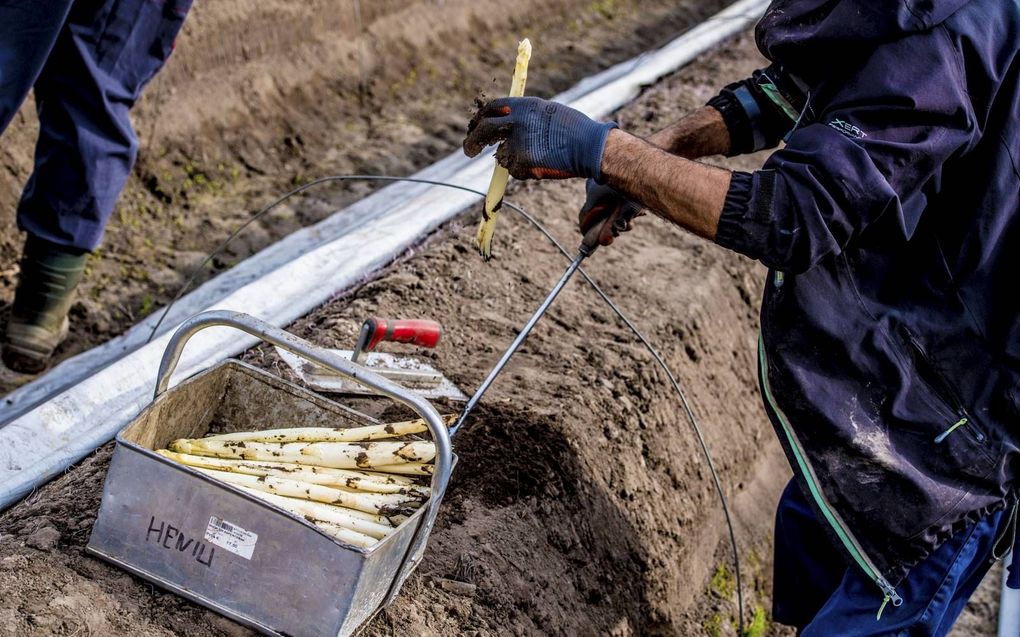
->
<box><xmin>3</xmin><ymin>235</ymin><xmax>88</xmax><ymax>374</ymax></box>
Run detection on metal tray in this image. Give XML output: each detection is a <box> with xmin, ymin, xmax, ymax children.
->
<box><xmin>86</xmin><ymin>311</ymin><xmax>454</xmax><ymax>637</ymax></box>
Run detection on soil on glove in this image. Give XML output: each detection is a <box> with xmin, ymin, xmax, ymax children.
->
<box><xmin>0</xmin><ymin>20</ymin><xmax>999</xmax><ymax>637</ymax></box>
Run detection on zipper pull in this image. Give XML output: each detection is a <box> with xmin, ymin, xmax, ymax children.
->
<box><xmin>774</xmin><ymin>271</ymin><xmax>785</xmax><ymax>288</ymax></box>
<box><xmin>876</xmin><ymin>595</ymin><xmax>890</xmax><ymax>621</ymax></box>
<box><xmin>934</xmin><ymin>417</ymin><xmax>969</xmax><ymax>444</ymax></box>
<box><xmin>877</xmin><ymin>577</ymin><xmax>903</xmax><ymax>615</ymax></box>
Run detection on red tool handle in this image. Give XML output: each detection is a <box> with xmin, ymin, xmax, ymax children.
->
<box><xmin>355</xmin><ymin>318</ymin><xmax>443</xmax><ymax>358</ymax></box>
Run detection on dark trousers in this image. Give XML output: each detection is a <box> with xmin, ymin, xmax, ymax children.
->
<box><xmin>773</xmin><ymin>479</ymin><xmax>1005</xmax><ymax>636</ymax></box>
<box><xmin>0</xmin><ymin>0</ymin><xmax>190</xmax><ymax>251</ymax></box>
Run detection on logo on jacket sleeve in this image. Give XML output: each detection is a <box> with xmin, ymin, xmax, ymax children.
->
<box><xmin>828</xmin><ymin>117</ymin><xmax>867</xmax><ymax>139</ymax></box>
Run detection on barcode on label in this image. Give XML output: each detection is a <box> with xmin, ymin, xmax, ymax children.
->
<box><xmin>205</xmin><ymin>516</ymin><xmax>258</xmax><ymax>560</ymax></box>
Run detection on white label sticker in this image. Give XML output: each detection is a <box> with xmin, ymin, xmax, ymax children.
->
<box><xmin>204</xmin><ymin>516</ymin><xmax>258</xmax><ymax>560</ymax></box>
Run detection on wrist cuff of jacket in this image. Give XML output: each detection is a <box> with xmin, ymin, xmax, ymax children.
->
<box><xmin>590</xmin><ymin>120</ymin><xmax>619</xmax><ymax>184</ymax></box>
<box><xmin>708</xmin><ymin>87</ymin><xmax>756</xmax><ymax>156</ymax></box>
<box><xmin>709</xmin><ymin>84</ymin><xmax>783</xmax><ymax>156</ymax></box>
<box><xmin>715</xmin><ymin>169</ymin><xmax>796</xmax><ymax>271</ymax></box>
<box><xmin>707</xmin><ymin>70</ymin><xmax>804</xmax><ymax>157</ymax></box>
<box><xmin>714</xmin><ymin>170</ymin><xmax>759</xmax><ymax>255</ymax></box>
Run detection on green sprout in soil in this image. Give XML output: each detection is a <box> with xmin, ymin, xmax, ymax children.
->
<box><xmin>709</xmin><ymin>564</ymin><xmax>736</xmax><ymax>599</ymax></box>
<box><xmin>704</xmin><ymin>613</ymin><xmax>724</xmax><ymax>637</ymax></box>
<box><xmin>741</xmin><ymin>605</ymin><xmax>768</xmax><ymax>637</ymax></box>
<box><xmin>591</xmin><ymin>0</ymin><xmax>616</xmax><ymax>19</ymax></box>
<box><xmin>139</xmin><ymin>294</ymin><xmax>155</xmax><ymax>317</ymax></box>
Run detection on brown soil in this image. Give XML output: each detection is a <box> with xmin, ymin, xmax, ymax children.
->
<box><xmin>0</xmin><ymin>0</ymin><xmax>731</xmax><ymax>393</ymax></box>
<box><xmin>0</xmin><ymin>15</ymin><xmax>1000</xmax><ymax>637</ymax></box>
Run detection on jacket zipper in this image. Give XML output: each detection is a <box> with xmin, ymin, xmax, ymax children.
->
<box><xmin>758</xmin><ymin>335</ymin><xmax>904</xmax><ymax>610</ymax></box>
<box><xmin>900</xmin><ymin>327</ymin><xmax>985</xmax><ymax>443</ymax></box>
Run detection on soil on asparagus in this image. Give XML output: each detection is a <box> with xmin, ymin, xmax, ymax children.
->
<box><xmin>0</xmin><ymin>23</ymin><xmax>1000</xmax><ymax>637</ymax></box>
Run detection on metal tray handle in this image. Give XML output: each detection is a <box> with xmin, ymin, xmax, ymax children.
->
<box><xmin>154</xmin><ymin>310</ymin><xmax>453</xmax><ymax>609</ymax></box>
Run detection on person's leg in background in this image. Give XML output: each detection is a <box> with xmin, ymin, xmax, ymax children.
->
<box><xmin>0</xmin><ymin>0</ymin><xmax>75</xmax><ymax>375</ymax></box>
<box><xmin>0</xmin><ymin>1</ymin><xmax>74</xmax><ymax>131</ymax></box>
<box><xmin>3</xmin><ymin>0</ymin><xmax>191</xmax><ymax>373</ymax></box>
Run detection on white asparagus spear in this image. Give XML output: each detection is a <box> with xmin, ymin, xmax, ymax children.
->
<box><xmin>157</xmin><ymin>450</ymin><xmax>430</xmax><ymax>497</ymax></box>
<box><xmin>316</xmin><ymin>467</ymin><xmax>420</xmax><ymax>485</ymax></box>
<box><xmin>234</xmin><ymin>487</ymin><xmax>388</xmax><ymax>545</ymax></box>
<box><xmin>310</xmin><ymin>520</ymin><xmax>380</xmax><ymax>548</ymax></box>
<box><xmin>231</xmin><ymin>483</ymin><xmax>398</xmax><ymax>527</ymax></box>
<box><xmin>476</xmin><ymin>38</ymin><xmax>532</xmax><ymax>260</ymax></box>
<box><xmin>194</xmin><ymin>467</ymin><xmax>422</xmax><ymax>516</ymax></box>
<box><xmin>238</xmin><ymin>487</ymin><xmax>381</xmax><ymax>547</ymax></box>
<box><xmin>170</xmin><ymin>438</ymin><xmax>435</xmax><ymax>469</ymax></box>
<box><xmin>239</xmin><ymin>487</ymin><xmax>410</xmax><ymax>530</ymax></box>
<box><xmin>370</xmin><ymin>462</ymin><xmax>435</xmax><ymax>476</ymax></box>
<box><xmin>159</xmin><ymin>449</ymin><xmax>421</xmax><ymax>484</ymax></box>
<box><xmin>199</xmin><ymin>414</ymin><xmax>456</xmax><ymax>444</ymax></box>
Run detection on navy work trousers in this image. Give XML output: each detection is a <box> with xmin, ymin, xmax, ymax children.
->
<box><xmin>773</xmin><ymin>479</ymin><xmax>1006</xmax><ymax>636</ymax></box>
<box><xmin>0</xmin><ymin>0</ymin><xmax>190</xmax><ymax>251</ymax></box>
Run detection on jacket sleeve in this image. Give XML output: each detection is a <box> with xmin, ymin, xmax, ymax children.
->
<box><xmin>713</xmin><ymin>32</ymin><xmax>976</xmax><ymax>274</ymax></box>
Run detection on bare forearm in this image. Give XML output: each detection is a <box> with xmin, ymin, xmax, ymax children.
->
<box><xmin>600</xmin><ymin>128</ymin><xmax>731</xmax><ymax>240</ymax></box>
<box><xmin>644</xmin><ymin>106</ymin><xmax>731</xmax><ymax>159</ymax></box>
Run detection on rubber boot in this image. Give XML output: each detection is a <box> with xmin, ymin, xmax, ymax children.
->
<box><xmin>3</xmin><ymin>235</ymin><xmax>88</xmax><ymax>374</ymax></box>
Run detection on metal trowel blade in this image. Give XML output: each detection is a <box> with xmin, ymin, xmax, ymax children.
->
<box><xmin>275</xmin><ymin>347</ymin><xmax>467</xmax><ymax>401</ymax></box>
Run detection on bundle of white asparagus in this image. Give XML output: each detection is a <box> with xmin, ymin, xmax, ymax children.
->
<box><xmin>157</xmin><ymin>415</ymin><xmax>454</xmax><ymax>549</ymax></box>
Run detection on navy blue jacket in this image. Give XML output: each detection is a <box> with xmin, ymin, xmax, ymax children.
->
<box><xmin>708</xmin><ymin>0</ymin><xmax>1020</xmax><ymax>604</ymax></box>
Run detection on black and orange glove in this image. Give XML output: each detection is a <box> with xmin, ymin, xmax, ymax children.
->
<box><xmin>577</xmin><ymin>179</ymin><xmax>642</xmax><ymax>247</ymax></box>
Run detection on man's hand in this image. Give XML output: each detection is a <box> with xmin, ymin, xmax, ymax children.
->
<box><xmin>578</xmin><ymin>180</ymin><xmax>643</xmax><ymax>247</ymax></box>
<box><xmin>463</xmin><ymin>97</ymin><xmax>617</xmax><ymax>181</ymax></box>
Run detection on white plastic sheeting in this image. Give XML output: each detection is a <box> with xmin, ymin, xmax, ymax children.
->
<box><xmin>0</xmin><ymin>0</ymin><xmax>769</xmax><ymax>510</ymax></box>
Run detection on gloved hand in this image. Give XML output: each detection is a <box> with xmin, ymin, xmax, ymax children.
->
<box><xmin>578</xmin><ymin>179</ymin><xmax>643</xmax><ymax>247</ymax></box>
<box><xmin>463</xmin><ymin>97</ymin><xmax>618</xmax><ymax>182</ymax></box>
